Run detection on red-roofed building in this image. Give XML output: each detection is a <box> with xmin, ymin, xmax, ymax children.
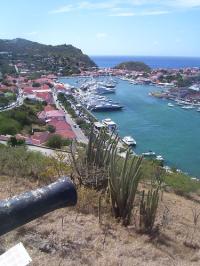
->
<box><xmin>0</xmin><ymin>135</ymin><xmax>9</xmax><ymax>141</ymax></box>
<box><xmin>44</xmin><ymin>105</ymin><xmax>56</xmax><ymax>112</ymax></box>
<box><xmin>35</xmin><ymin>92</ymin><xmax>53</xmax><ymax>104</ymax></box>
<box><xmin>23</xmin><ymin>87</ymin><xmax>34</xmax><ymax>94</ymax></box>
<box><xmin>41</xmin><ymin>84</ymin><xmax>50</xmax><ymax>90</ymax></box>
<box><xmin>38</xmin><ymin>109</ymin><xmax>65</xmax><ymax>121</ymax></box>
<box><xmin>30</xmin><ymin>131</ymin><xmax>50</xmax><ymax>145</ymax></box>
<box><xmin>48</xmin><ymin>120</ymin><xmax>76</xmax><ymax>139</ymax></box>
<box><xmin>46</xmin><ymin>74</ymin><xmax>57</xmax><ymax>79</ymax></box>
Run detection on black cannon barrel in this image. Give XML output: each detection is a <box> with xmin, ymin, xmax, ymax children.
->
<box><xmin>0</xmin><ymin>177</ymin><xmax>77</xmax><ymax>236</ymax></box>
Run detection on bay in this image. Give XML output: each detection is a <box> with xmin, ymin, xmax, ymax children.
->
<box><xmin>60</xmin><ymin>77</ymin><xmax>200</xmax><ymax>178</ymax></box>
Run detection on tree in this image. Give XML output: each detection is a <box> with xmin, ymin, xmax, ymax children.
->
<box><xmin>7</xmin><ymin>136</ymin><xmax>25</xmax><ymax>147</ymax></box>
<box><xmin>32</xmin><ymin>82</ymin><xmax>41</xmax><ymax>87</ymax></box>
<box><xmin>47</xmin><ymin>124</ymin><xmax>56</xmax><ymax>133</ymax></box>
<box><xmin>46</xmin><ymin>134</ymin><xmax>63</xmax><ymax>149</ymax></box>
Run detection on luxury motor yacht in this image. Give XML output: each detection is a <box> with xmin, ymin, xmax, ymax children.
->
<box><xmin>91</xmin><ymin>103</ymin><xmax>123</xmax><ymax>112</ymax></box>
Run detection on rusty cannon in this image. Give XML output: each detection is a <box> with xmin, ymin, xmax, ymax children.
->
<box><xmin>0</xmin><ymin>177</ymin><xmax>77</xmax><ymax>236</ymax></box>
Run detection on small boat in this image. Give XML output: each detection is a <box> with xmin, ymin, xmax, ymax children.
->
<box><xmin>122</xmin><ymin>136</ymin><xmax>136</xmax><ymax>146</ymax></box>
<box><xmin>102</xmin><ymin>118</ymin><xmax>117</xmax><ymax>132</ymax></box>
<box><xmin>168</xmin><ymin>103</ymin><xmax>174</xmax><ymax>107</ymax></box>
<box><xmin>142</xmin><ymin>151</ymin><xmax>156</xmax><ymax>157</ymax></box>
<box><xmin>197</xmin><ymin>108</ymin><xmax>200</xmax><ymax>112</ymax></box>
<box><xmin>156</xmin><ymin>155</ymin><xmax>164</xmax><ymax>162</ymax></box>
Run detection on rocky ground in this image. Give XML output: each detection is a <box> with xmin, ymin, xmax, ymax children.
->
<box><xmin>1</xmin><ymin>176</ymin><xmax>200</xmax><ymax>266</ymax></box>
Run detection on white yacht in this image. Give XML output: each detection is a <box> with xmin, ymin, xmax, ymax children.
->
<box><xmin>122</xmin><ymin>136</ymin><xmax>136</xmax><ymax>146</ymax></box>
<box><xmin>102</xmin><ymin>118</ymin><xmax>117</xmax><ymax>132</ymax></box>
<box><xmin>168</xmin><ymin>103</ymin><xmax>174</xmax><ymax>107</ymax></box>
<box><xmin>156</xmin><ymin>155</ymin><xmax>164</xmax><ymax>162</ymax></box>
<box><xmin>181</xmin><ymin>105</ymin><xmax>195</xmax><ymax>110</ymax></box>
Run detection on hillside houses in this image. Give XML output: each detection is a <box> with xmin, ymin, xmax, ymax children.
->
<box><xmin>22</xmin><ymin>81</ymin><xmax>54</xmax><ymax>104</ymax></box>
<box><xmin>37</xmin><ymin>105</ymin><xmax>76</xmax><ymax>140</ymax></box>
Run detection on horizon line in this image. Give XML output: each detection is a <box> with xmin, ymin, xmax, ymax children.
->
<box><xmin>89</xmin><ymin>55</ymin><xmax>200</xmax><ymax>58</ymax></box>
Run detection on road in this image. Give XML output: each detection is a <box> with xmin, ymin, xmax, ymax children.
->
<box><xmin>0</xmin><ymin>140</ymin><xmax>70</xmax><ymax>157</ymax></box>
<box><xmin>52</xmin><ymin>91</ymin><xmax>88</xmax><ymax>144</ymax></box>
<box><xmin>0</xmin><ymin>88</ymin><xmax>24</xmax><ymax>112</ymax></box>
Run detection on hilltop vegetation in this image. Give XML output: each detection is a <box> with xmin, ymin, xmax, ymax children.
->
<box><xmin>0</xmin><ymin>38</ymin><xmax>97</xmax><ymax>75</ymax></box>
<box><xmin>114</xmin><ymin>61</ymin><xmax>151</xmax><ymax>72</ymax></box>
<box><xmin>0</xmin><ymin>100</ymin><xmax>45</xmax><ymax>135</ymax></box>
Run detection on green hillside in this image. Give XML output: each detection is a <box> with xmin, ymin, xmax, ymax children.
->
<box><xmin>0</xmin><ymin>38</ymin><xmax>97</xmax><ymax>75</ymax></box>
<box><xmin>114</xmin><ymin>61</ymin><xmax>151</xmax><ymax>72</ymax></box>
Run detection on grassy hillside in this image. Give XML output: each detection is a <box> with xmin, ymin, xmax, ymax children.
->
<box><xmin>0</xmin><ymin>101</ymin><xmax>45</xmax><ymax>135</ymax></box>
<box><xmin>1</xmin><ymin>128</ymin><xmax>200</xmax><ymax>265</ymax></box>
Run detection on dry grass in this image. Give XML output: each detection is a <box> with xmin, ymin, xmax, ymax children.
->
<box><xmin>1</xmin><ymin>176</ymin><xmax>200</xmax><ymax>265</ymax></box>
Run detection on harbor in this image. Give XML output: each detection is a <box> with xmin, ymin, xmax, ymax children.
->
<box><xmin>60</xmin><ymin>76</ymin><xmax>200</xmax><ymax>178</ymax></box>
<box><xmin>72</xmin><ymin>77</ymin><xmax>123</xmax><ymax>112</ymax></box>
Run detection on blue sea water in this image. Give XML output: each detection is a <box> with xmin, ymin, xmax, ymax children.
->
<box><xmin>91</xmin><ymin>55</ymin><xmax>200</xmax><ymax>69</ymax></box>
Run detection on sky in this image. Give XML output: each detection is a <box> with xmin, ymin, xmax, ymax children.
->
<box><xmin>0</xmin><ymin>0</ymin><xmax>200</xmax><ymax>56</ymax></box>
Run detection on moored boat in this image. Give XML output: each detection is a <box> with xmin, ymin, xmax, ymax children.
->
<box><xmin>102</xmin><ymin>118</ymin><xmax>117</xmax><ymax>132</ymax></box>
<box><xmin>181</xmin><ymin>105</ymin><xmax>195</xmax><ymax>110</ymax></box>
<box><xmin>91</xmin><ymin>104</ymin><xmax>123</xmax><ymax>112</ymax></box>
<box><xmin>122</xmin><ymin>136</ymin><xmax>136</xmax><ymax>146</ymax></box>
<box><xmin>142</xmin><ymin>151</ymin><xmax>156</xmax><ymax>157</ymax></box>
<box><xmin>156</xmin><ymin>155</ymin><xmax>164</xmax><ymax>162</ymax></box>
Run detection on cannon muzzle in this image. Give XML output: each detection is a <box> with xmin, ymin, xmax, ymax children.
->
<box><xmin>0</xmin><ymin>177</ymin><xmax>77</xmax><ymax>236</ymax></box>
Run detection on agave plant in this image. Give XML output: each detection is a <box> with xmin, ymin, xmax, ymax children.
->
<box><xmin>139</xmin><ymin>187</ymin><xmax>159</xmax><ymax>233</ymax></box>
<box><xmin>109</xmin><ymin>149</ymin><xmax>143</xmax><ymax>226</ymax></box>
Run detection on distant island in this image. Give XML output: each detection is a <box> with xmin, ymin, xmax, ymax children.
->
<box><xmin>114</xmin><ymin>61</ymin><xmax>151</xmax><ymax>72</ymax></box>
<box><xmin>0</xmin><ymin>38</ymin><xmax>96</xmax><ymax>75</ymax></box>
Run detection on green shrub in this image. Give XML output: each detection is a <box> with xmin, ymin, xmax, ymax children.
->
<box><xmin>0</xmin><ymin>116</ymin><xmax>21</xmax><ymax>135</ymax></box>
<box><xmin>7</xmin><ymin>136</ymin><xmax>25</xmax><ymax>147</ymax></box>
<box><xmin>164</xmin><ymin>172</ymin><xmax>200</xmax><ymax>195</ymax></box>
<box><xmin>46</xmin><ymin>134</ymin><xmax>70</xmax><ymax>149</ymax></box>
<box><xmin>46</xmin><ymin>134</ymin><xmax>63</xmax><ymax>149</ymax></box>
<box><xmin>47</xmin><ymin>124</ymin><xmax>56</xmax><ymax>133</ymax></box>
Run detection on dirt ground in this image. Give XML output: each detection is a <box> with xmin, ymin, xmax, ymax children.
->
<box><xmin>1</xmin><ymin>176</ymin><xmax>200</xmax><ymax>266</ymax></box>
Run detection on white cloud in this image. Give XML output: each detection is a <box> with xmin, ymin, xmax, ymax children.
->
<box><xmin>171</xmin><ymin>0</ymin><xmax>200</xmax><ymax>8</ymax></box>
<box><xmin>49</xmin><ymin>0</ymin><xmax>200</xmax><ymax>16</ymax></box>
<box><xmin>78</xmin><ymin>1</ymin><xmax>116</xmax><ymax>10</ymax></box>
<box><xmin>49</xmin><ymin>1</ymin><xmax>117</xmax><ymax>14</ymax></box>
<box><xmin>141</xmin><ymin>10</ymin><xmax>169</xmax><ymax>15</ymax></box>
<box><xmin>110</xmin><ymin>10</ymin><xmax>169</xmax><ymax>16</ymax></box>
<box><xmin>110</xmin><ymin>12</ymin><xmax>135</xmax><ymax>16</ymax></box>
<box><xmin>49</xmin><ymin>5</ymin><xmax>73</xmax><ymax>14</ymax></box>
<box><xmin>96</xmin><ymin>32</ymin><xmax>107</xmax><ymax>39</ymax></box>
